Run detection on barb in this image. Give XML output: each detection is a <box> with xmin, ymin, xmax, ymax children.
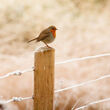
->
<box><xmin>0</xmin><ymin>96</ymin><xmax>33</xmax><ymax>104</ymax></box>
<box><xmin>55</xmin><ymin>74</ymin><xmax>110</xmax><ymax>93</ymax></box>
<box><xmin>75</xmin><ymin>98</ymin><xmax>110</xmax><ymax>110</ymax></box>
<box><xmin>55</xmin><ymin>53</ymin><xmax>110</xmax><ymax>65</ymax></box>
<box><xmin>0</xmin><ymin>67</ymin><xmax>34</xmax><ymax>79</ymax></box>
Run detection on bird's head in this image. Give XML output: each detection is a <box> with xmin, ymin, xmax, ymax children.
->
<box><xmin>48</xmin><ymin>25</ymin><xmax>58</xmax><ymax>30</ymax></box>
<box><xmin>48</xmin><ymin>25</ymin><xmax>58</xmax><ymax>38</ymax></box>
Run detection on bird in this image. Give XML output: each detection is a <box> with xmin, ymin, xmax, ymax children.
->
<box><xmin>28</xmin><ymin>25</ymin><xmax>58</xmax><ymax>48</ymax></box>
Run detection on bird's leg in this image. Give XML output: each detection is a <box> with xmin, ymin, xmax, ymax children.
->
<box><xmin>43</xmin><ymin>42</ymin><xmax>51</xmax><ymax>48</ymax></box>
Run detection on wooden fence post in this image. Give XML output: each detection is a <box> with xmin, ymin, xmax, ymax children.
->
<box><xmin>34</xmin><ymin>47</ymin><xmax>55</xmax><ymax>110</ymax></box>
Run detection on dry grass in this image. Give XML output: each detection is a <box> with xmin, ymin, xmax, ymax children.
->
<box><xmin>0</xmin><ymin>0</ymin><xmax>110</xmax><ymax>110</ymax></box>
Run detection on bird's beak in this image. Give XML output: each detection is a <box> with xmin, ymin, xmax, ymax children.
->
<box><xmin>56</xmin><ymin>28</ymin><xmax>58</xmax><ymax>30</ymax></box>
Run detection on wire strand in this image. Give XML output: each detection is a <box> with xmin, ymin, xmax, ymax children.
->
<box><xmin>0</xmin><ymin>67</ymin><xmax>34</xmax><ymax>79</ymax></box>
<box><xmin>0</xmin><ymin>96</ymin><xmax>33</xmax><ymax>104</ymax></box>
<box><xmin>55</xmin><ymin>53</ymin><xmax>110</xmax><ymax>65</ymax></box>
<box><xmin>75</xmin><ymin>98</ymin><xmax>110</xmax><ymax>110</ymax></box>
<box><xmin>55</xmin><ymin>74</ymin><xmax>110</xmax><ymax>93</ymax></box>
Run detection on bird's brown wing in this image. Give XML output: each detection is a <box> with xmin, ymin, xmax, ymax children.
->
<box><xmin>28</xmin><ymin>28</ymin><xmax>50</xmax><ymax>43</ymax></box>
<box><xmin>37</xmin><ymin>29</ymin><xmax>50</xmax><ymax>41</ymax></box>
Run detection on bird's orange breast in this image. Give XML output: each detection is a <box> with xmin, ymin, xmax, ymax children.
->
<box><xmin>51</xmin><ymin>30</ymin><xmax>56</xmax><ymax>38</ymax></box>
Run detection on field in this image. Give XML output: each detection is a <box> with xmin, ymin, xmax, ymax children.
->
<box><xmin>0</xmin><ymin>0</ymin><xmax>110</xmax><ymax>110</ymax></box>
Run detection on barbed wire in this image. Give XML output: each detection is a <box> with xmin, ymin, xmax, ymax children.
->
<box><xmin>75</xmin><ymin>97</ymin><xmax>110</xmax><ymax>110</ymax></box>
<box><xmin>0</xmin><ymin>96</ymin><xmax>33</xmax><ymax>104</ymax></box>
<box><xmin>55</xmin><ymin>74</ymin><xmax>110</xmax><ymax>93</ymax></box>
<box><xmin>55</xmin><ymin>53</ymin><xmax>110</xmax><ymax>65</ymax></box>
<box><xmin>0</xmin><ymin>67</ymin><xmax>34</xmax><ymax>79</ymax></box>
<box><xmin>1</xmin><ymin>53</ymin><xmax>110</xmax><ymax>80</ymax></box>
<box><xmin>0</xmin><ymin>53</ymin><xmax>110</xmax><ymax>107</ymax></box>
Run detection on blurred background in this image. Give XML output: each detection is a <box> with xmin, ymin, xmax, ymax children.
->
<box><xmin>0</xmin><ymin>0</ymin><xmax>110</xmax><ymax>110</ymax></box>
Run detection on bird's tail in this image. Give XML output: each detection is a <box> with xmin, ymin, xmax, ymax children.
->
<box><xmin>27</xmin><ymin>38</ymin><xmax>38</xmax><ymax>43</ymax></box>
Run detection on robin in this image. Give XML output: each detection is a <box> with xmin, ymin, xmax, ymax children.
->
<box><xmin>28</xmin><ymin>25</ymin><xmax>58</xmax><ymax>48</ymax></box>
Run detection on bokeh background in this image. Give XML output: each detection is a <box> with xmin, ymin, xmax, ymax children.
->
<box><xmin>0</xmin><ymin>0</ymin><xmax>110</xmax><ymax>110</ymax></box>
